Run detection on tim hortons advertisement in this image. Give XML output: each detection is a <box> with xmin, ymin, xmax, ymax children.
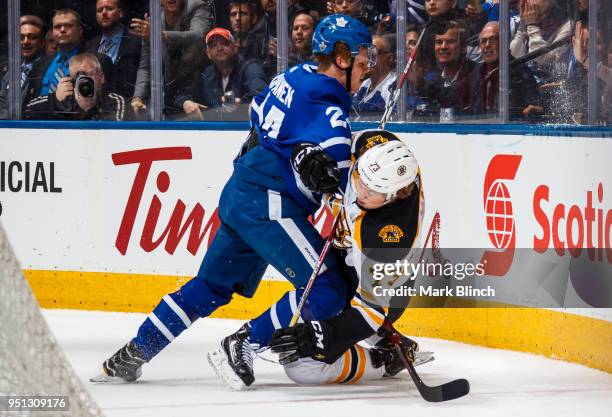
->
<box><xmin>0</xmin><ymin>129</ymin><xmax>610</xmax><ymax>309</ymax></box>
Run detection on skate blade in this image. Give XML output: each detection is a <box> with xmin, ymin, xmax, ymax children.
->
<box><xmin>90</xmin><ymin>372</ymin><xmax>133</xmax><ymax>384</ymax></box>
<box><xmin>207</xmin><ymin>347</ymin><xmax>248</xmax><ymax>391</ymax></box>
<box><xmin>413</xmin><ymin>351</ymin><xmax>435</xmax><ymax>367</ymax></box>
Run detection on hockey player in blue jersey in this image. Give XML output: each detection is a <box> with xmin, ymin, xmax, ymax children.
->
<box><xmin>92</xmin><ymin>14</ymin><xmax>376</xmax><ymax>386</ymax></box>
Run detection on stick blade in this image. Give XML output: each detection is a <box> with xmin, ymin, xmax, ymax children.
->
<box><xmin>421</xmin><ymin>377</ymin><xmax>470</xmax><ymax>403</ymax></box>
<box><xmin>440</xmin><ymin>378</ymin><xmax>470</xmax><ymax>402</ymax></box>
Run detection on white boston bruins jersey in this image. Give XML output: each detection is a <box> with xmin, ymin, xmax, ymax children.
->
<box><xmin>324</xmin><ymin>164</ymin><xmax>425</xmax><ymax>332</ymax></box>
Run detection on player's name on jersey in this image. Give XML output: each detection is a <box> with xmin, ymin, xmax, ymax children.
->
<box><xmin>269</xmin><ymin>73</ymin><xmax>295</xmax><ymax>108</ymax></box>
<box><xmin>373</xmin><ymin>285</ymin><xmax>496</xmax><ymax>298</ymax></box>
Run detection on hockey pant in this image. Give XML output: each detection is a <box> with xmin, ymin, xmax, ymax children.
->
<box><xmin>283</xmin><ymin>346</ymin><xmax>384</xmax><ymax>384</ymax></box>
<box><xmin>132</xmin><ymin>173</ymin><xmax>349</xmax><ymax>361</ymax></box>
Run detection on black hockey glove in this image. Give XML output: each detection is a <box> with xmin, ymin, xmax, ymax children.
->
<box><xmin>291</xmin><ymin>143</ymin><xmax>341</xmax><ymax>194</ymax></box>
<box><xmin>270</xmin><ymin>320</ymin><xmax>335</xmax><ymax>365</ymax></box>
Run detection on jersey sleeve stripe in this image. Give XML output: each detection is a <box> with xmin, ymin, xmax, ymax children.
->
<box><xmin>319</xmin><ymin>137</ymin><xmax>352</xmax><ymax>149</ymax></box>
<box><xmin>337</xmin><ymin>160</ymin><xmax>351</xmax><ymax>169</ymax></box>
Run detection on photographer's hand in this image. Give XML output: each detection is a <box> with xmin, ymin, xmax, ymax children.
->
<box><xmin>55</xmin><ymin>77</ymin><xmax>74</xmax><ymax>102</ymax></box>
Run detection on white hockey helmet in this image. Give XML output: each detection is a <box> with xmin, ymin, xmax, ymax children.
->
<box><xmin>356</xmin><ymin>140</ymin><xmax>418</xmax><ymax>202</ymax></box>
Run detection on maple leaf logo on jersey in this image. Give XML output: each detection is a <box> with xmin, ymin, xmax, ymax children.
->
<box><xmin>319</xmin><ymin>41</ymin><xmax>327</xmax><ymax>51</ymax></box>
<box><xmin>378</xmin><ymin>225</ymin><xmax>403</xmax><ymax>243</ymax></box>
<box><xmin>335</xmin><ymin>17</ymin><xmax>348</xmax><ymax>27</ymax></box>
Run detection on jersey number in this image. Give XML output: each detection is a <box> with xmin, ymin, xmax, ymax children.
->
<box><xmin>326</xmin><ymin>106</ymin><xmax>347</xmax><ymax>128</ymax></box>
<box><xmin>261</xmin><ymin>105</ymin><xmax>285</xmax><ymax>139</ymax></box>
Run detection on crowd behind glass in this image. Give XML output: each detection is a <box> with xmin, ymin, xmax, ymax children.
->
<box><xmin>0</xmin><ymin>0</ymin><xmax>610</xmax><ymax>124</ymax></box>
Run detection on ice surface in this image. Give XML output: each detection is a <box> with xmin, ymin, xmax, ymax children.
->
<box><xmin>43</xmin><ymin>310</ymin><xmax>612</xmax><ymax>417</ymax></box>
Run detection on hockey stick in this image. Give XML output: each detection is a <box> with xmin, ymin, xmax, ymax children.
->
<box><xmin>289</xmin><ymin>209</ymin><xmax>343</xmax><ymax>326</ymax></box>
<box><xmin>379</xmin><ymin>28</ymin><xmax>426</xmax><ymax>129</ymax></box>
<box><xmin>382</xmin><ymin>320</ymin><xmax>470</xmax><ymax>402</ymax></box>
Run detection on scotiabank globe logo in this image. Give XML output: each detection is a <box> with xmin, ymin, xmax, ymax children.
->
<box><xmin>481</xmin><ymin>154</ymin><xmax>523</xmax><ymax>276</ymax></box>
<box><xmin>485</xmin><ymin>180</ymin><xmax>514</xmax><ymax>249</ymax></box>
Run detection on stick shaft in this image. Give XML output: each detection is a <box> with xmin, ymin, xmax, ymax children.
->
<box><xmin>289</xmin><ymin>212</ymin><xmax>342</xmax><ymax>327</ymax></box>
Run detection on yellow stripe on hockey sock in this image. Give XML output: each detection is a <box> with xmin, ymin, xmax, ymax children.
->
<box><xmin>350</xmin><ymin>345</ymin><xmax>367</xmax><ymax>383</ymax></box>
<box><xmin>333</xmin><ymin>351</ymin><xmax>352</xmax><ymax>384</ymax></box>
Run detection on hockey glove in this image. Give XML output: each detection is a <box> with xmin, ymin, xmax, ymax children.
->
<box><xmin>270</xmin><ymin>321</ymin><xmax>334</xmax><ymax>365</ymax></box>
<box><xmin>291</xmin><ymin>143</ymin><xmax>341</xmax><ymax>194</ymax></box>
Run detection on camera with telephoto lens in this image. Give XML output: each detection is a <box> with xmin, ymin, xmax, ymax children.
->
<box><xmin>71</xmin><ymin>75</ymin><xmax>96</xmax><ymax>98</ymax></box>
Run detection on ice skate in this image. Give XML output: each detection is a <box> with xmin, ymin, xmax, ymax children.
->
<box><xmin>90</xmin><ymin>340</ymin><xmax>146</xmax><ymax>383</ymax></box>
<box><xmin>372</xmin><ymin>335</ymin><xmax>433</xmax><ymax>377</ymax></box>
<box><xmin>208</xmin><ymin>323</ymin><xmax>257</xmax><ymax>390</ymax></box>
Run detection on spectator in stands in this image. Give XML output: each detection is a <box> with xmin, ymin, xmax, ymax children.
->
<box><xmin>85</xmin><ymin>0</ymin><xmax>142</xmax><ymax>99</ymax></box>
<box><xmin>326</xmin><ymin>0</ymin><xmax>364</xmax><ymax>19</ymax></box>
<box><xmin>130</xmin><ymin>0</ymin><xmax>213</xmax><ymax>116</ymax></box>
<box><xmin>510</xmin><ymin>0</ymin><xmax>571</xmax><ymax>80</ymax></box>
<box><xmin>353</xmin><ymin>34</ymin><xmax>397</xmax><ymax>114</ymax></box>
<box><xmin>25</xmin><ymin>52</ymin><xmax>130</xmax><ymax>120</ymax></box>
<box><xmin>261</xmin><ymin>0</ymin><xmax>277</xmax><ymax>37</ymax></box>
<box><xmin>260</xmin><ymin>0</ymin><xmax>279</xmax><ymax>79</ymax></box>
<box><xmin>404</xmin><ymin>24</ymin><xmax>427</xmax><ymax>111</ymax></box>
<box><xmin>417</xmin><ymin>0</ymin><xmax>465</xmax><ymax>72</ymax></box>
<box><xmin>44</xmin><ymin>30</ymin><xmax>57</xmax><ymax>56</ymax></box>
<box><xmin>22</xmin><ymin>9</ymin><xmax>114</xmax><ymax>110</ymax></box>
<box><xmin>465</xmin><ymin>0</ymin><xmax>521</xmax><ymax>39</ymax></box>
<box><xmin>287</xmin><ymin>11</ymin><xmax>315</xmax><ymax>66</ymax></box>
<box><xmin>417</xmin><ymin>20</ymin><xmax>475</xmax><ymax>117</ymax></box>
<box><xmin>229</xmin><ymin>0</ymin><xmax>269</xmax><ymax>66</ymax></box>
<box><xmin>406</xmin><ymin>23</ymin><xmax>420</xmax><ymax>56</ymax></box>
<box><xmin>0</xmin><ymin>15</ymin><xmax>45</xmax><ymax>119</ymax></box>
<box><xmin>18</xmin><ymin>16</ymin><xmax>45</xmax><ymax>87</ymax></box>
<box><xmin>174</xmin><ymin>28</ymin><xmax>267</xmax><ymax>120</ymax></box>
<box><xmin>468</xmin><ymin>22</ymin><xmax>542</xmax><ymax>119</ymax></box>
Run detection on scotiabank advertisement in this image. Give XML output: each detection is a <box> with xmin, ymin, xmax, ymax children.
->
<box><xmin>0</xmin><ymin>128</ymin><xmax>610</xmax><ymax>312</ymax></box>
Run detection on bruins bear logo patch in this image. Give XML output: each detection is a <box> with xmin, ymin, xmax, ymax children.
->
<box><xmin>378</xmin><ymin>225</ymin><xmax>403</xmax><ymax>243</ymax></box>
<box><xmin>365</xmin><ymin>135</ymin><xmax>389</xmax><ymax>150</ymax></box>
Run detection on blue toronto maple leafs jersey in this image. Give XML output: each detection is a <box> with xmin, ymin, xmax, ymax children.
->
<box><xmin>250</xmin><ymin>63</ymin><xmax>353</xmax><ymax>211</ymax></box>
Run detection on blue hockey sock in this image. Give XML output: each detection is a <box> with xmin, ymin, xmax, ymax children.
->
<box><xmin>248</xmin><ymin>290</ymin><xmax>304</xmax><ymax>347</ymax></box>
<box><xmin>133</xmin><ymin>278</ymin><xmax>233</xmax><ymax>361</ymax></box>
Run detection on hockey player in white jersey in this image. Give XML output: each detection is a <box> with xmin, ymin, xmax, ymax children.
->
<box><xmin>266</xmin><ymin>129</ymin><xmax>429</xmax><ymax>385</ymax></box>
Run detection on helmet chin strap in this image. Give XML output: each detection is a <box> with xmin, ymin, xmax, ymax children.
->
<box><xmin>333</xmin><ymin>55</ymin><xmax>355</xmax><ymax>92</ymax></box>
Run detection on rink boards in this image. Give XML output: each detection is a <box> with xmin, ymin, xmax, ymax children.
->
<box><xmin>0</xmin><ymin>126</ymin><xmax>611</xmax><ymax>373</ymax></box>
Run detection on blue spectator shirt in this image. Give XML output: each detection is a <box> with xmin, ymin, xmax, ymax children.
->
<box><xmin>40</xmin><ymin>48</ymin><xmax>79</xmax><ymax>95</ymax></box>
<box><xmin>97</xmin><ymin>28</ymin><xmax>124</xmax><ymax>63</ymax></box>
<box><xmin>352</xmin><ymin>72</ymin><xmax>397</xmax><ymax>113</ymax></box>
<box><xmin>250</xmin><ymin>63</ymin><xmax>353</xmax><ymax>211</ymax></box>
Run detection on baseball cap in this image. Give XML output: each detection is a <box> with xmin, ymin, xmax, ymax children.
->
<box><xmin>205</xmin><ymin>28</ymin><xmax>235</xmax><ymax>45</ymax></box>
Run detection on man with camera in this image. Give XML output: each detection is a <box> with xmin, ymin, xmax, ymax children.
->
<box><xmin>25</xmin><ymin>52</ymin><xmax>129</xmax><ymax>121</ymax></box>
